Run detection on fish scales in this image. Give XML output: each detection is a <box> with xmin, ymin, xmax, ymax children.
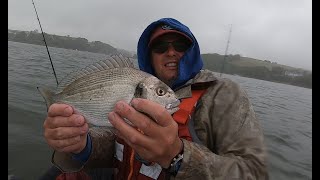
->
<box><xmin>60</xmin><ymin>68</ymin><xmax>149</xmax><ymax>97</ymax></box>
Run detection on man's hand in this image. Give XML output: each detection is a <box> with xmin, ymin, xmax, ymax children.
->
<box><xmin>108</xmin><ymin>98</ymin><xmax>183</xmax><ymax>168</ymax></box>
<box><xmin>43</xmin><ymin>103</ymin><xmax>89</xmax><ymax>154</ymax></box>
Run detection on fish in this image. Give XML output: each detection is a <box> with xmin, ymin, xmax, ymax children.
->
<box><xmin>37</xmin><ymin>55</ymin><xmax>180</xmax><ymax>127</ymax></box>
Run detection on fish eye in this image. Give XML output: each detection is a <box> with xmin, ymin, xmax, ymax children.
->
<box><xmin>156</xmin><ymin>87</ymin><xmax>167</xmax><ymax>96</ymax></box>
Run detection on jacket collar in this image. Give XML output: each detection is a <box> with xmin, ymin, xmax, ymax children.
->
<box><xmin>175</xmin><ymin>70</ymin><xmax>217</xmax><ymax>99</ymax></box>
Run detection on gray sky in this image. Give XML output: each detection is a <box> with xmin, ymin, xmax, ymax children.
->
<box><xmin>9</xmin><ymin>0</ymin><xmax>312</xmax><ymax>71</ymax></box>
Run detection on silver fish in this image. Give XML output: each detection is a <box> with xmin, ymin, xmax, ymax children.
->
<box><xmin>37</xmin><ymin>55</ymin><xmax>180</xmax><ymax>127</ymax></box>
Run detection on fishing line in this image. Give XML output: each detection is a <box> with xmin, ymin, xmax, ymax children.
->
<box><xmin>31</xmin><ymin>0</ymin><xmax>59</xmax><ymax>86</ymax></box>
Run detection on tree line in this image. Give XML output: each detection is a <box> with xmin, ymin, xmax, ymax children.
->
<box><xmin>8</xmin><ymin>29</ymin><xmax>118</xmax><ymax>55</ymax></box>
<box><xmin>201</xmin><ymin>53</ymin><xmax>312</xmax><ymax>89</ymax></box>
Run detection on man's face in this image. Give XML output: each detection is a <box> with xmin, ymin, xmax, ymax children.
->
<box><xmin>150</xmin><ymin>33</ymin><xmax>191</xmax><ymax>87</ymax></box>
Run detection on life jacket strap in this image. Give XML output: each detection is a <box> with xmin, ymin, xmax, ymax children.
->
<box><xmin>173</xmin><ymin>89</ymin><xmax>207</xmax><ymax>125</ymax></box>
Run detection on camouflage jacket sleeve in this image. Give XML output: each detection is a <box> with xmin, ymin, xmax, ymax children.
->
<box><xmin>51</xmin><ymin>127</ymin><xmax>115</xmax><ymax>172</ymax></box>
<box><xmin>174</xmin><ymin>78</ymin><xmax>269</xmax><ymax>179</ymax></box>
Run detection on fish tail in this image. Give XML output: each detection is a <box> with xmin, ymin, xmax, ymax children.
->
<box><xmin>37</xmin><ymin>87</ymin><xmax>54</xmax><ymax>111</ymax></box>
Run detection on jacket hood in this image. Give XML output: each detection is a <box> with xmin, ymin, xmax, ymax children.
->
<box><xmin>137</xmin><ymin>18</ymin><xmax>203</xmax><ymax>90</ymax></box>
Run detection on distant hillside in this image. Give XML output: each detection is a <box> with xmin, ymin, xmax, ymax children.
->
<box><xmin>202</xmin><ymin>53</ymin><xmax>312</xmax><ymax>89</ymax></box>
<box><xmin>8</xmin><ymin>29</ymin><xmax>133</xmax><ymax>56</ymax></box>
<box><xmin>8</xmin><ymin>29</ymin><xmax>311</xmax><ymax>89</ymax></box>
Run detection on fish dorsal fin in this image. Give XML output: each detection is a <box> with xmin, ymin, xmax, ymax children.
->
<box><xmin>56</xmin><ymin>54</ymin><xmax>136</xmax><ymax>92</ymax></box>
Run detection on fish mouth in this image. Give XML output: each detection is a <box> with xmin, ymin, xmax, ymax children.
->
<box><xmin>165</xmin><ymin>99</ymin><xmax>180</xmax><ymax>114</ymax></box>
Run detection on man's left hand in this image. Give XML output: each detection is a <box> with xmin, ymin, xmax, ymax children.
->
<box><xmin>108</xmin><ymin>98</ymin><xmax>182</xmax><ymax>168</ymax></box>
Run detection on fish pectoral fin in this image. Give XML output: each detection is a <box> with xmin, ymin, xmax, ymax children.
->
<box><xmin>134</xmin><ymin>82</ymin><xmax>146</xmax><ymax>98</ymax></box>
<box><xmin>37</xmin><ymin>86</ymin><xmax>54</xmax><ymax>111</ymax></box>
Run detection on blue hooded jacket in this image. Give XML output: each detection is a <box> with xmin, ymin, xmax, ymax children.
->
<box><xmin>137</xmin><ymin>18</ymin><xmax>203</xmax><ymax>90</ymax></box>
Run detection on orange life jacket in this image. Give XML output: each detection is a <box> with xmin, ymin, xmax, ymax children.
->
<box><xmin>114</xmin><ymin>89</ymin><xmax>207</xmax><ymax>180</ymax></box>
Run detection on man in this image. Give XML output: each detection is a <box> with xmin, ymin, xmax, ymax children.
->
<box><xmin>41</xmin><ymin>18</ymin><xmax>268</xmax><ymax>179</ymax></box>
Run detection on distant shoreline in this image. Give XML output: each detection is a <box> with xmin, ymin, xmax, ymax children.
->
<box><xmin>8</xmin><ymin>29</ymin><xmax>312</xmax><ymax>89</ymax></box>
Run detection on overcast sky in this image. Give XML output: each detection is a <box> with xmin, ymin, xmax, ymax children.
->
<box><xmin>9</xmin><ymin>0</ymin><xmax>312</xmax><ymax>70</ymax></box>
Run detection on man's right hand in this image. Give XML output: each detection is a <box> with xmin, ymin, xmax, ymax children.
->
<box><xmin>43</xmin><ymin>103</ymin><xmax>89</xmax><ymax>154</ymax></box>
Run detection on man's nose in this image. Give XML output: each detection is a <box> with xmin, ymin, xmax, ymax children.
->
<box><xmin>166</xmin><ymin>44</ymin><xmax>176</xmax><ymax>55</ymax></box>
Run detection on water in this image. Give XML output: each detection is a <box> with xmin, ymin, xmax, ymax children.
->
<box><xmin>8</xmin><ymin>41</ymin><xmax>312</xmax><ymax>179</ymax></box>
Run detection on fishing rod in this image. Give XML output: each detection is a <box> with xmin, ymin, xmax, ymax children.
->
<box><xmin>31</xmin><ymin>0</ymin><xmax>59</xmax><ymax>86</ymax></box>
<box><xmin>220</xmin><ymin>24</ymin><xmax>232</xmax><ymax>77</ymax></box>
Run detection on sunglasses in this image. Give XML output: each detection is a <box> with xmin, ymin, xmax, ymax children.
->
<box><xmin>150</xmin><ymin>40</ymin><xmax>191</xmax><ymax>54</ymax></box>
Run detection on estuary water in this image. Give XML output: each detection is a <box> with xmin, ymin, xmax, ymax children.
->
<box><xmin>8</xmin><ymin>41</ymin><xmax>312</xmax><ymax>179</ymax></box>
